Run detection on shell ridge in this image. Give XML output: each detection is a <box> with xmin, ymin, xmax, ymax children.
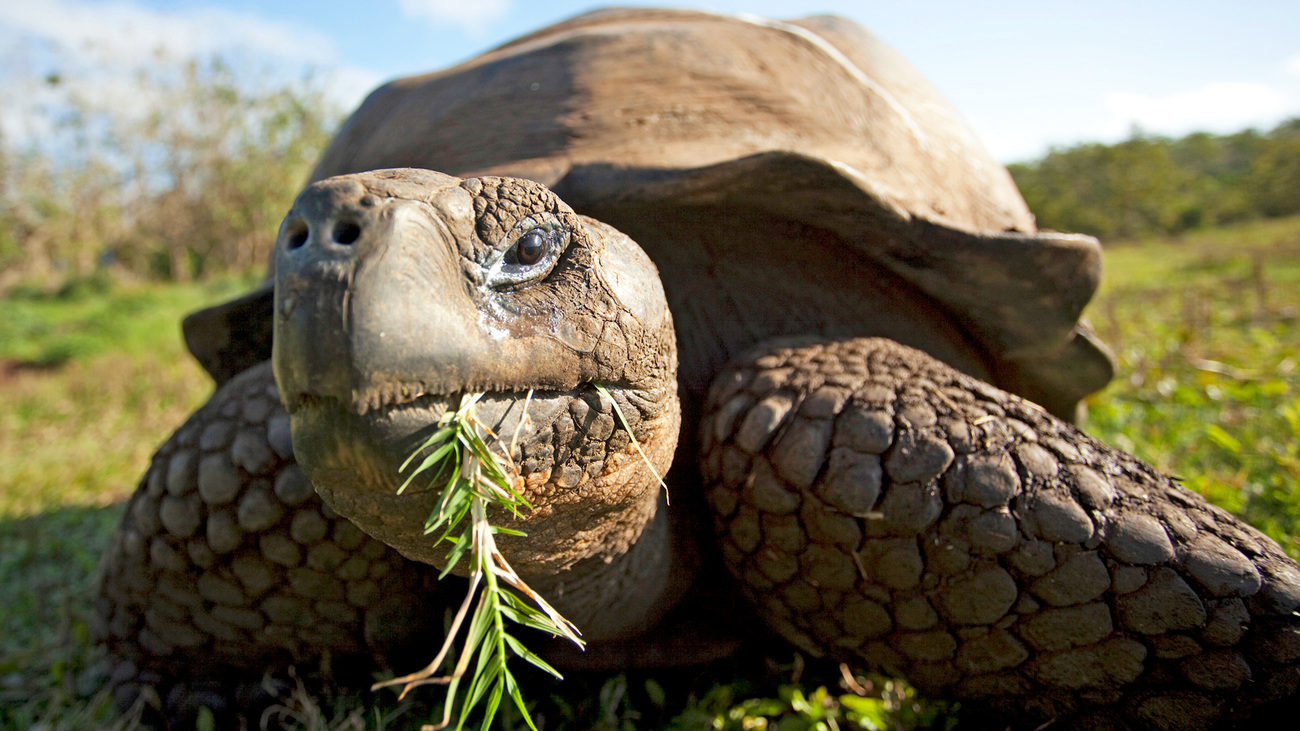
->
<box><xmin>730</xmin><ymin>14</ymin><xmax>930</xmax><ymax>151</ymax></box>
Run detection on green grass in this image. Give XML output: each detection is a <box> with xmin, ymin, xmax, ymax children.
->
<box><xmin>0</xmin><ymin>277</ymin><xmax>262</xmax><ymax>516</ymax></box>
<box><xmin>0</xmin><ymin>274</ymin><xmax>258</xmax><ymax>368</ymax></box>
<box><xmin>0</xmin><ymin>279</ymin><xmax>236</xmax><ymax>728</ymax></box>
<box><xmin>1</xmin><ymin>215</ymin><xmax>1297</xmax><ymax>729</ymax></box>
<box><xmin>1084</xmin><ymin>215</ymin><xmax>1300</xmax><ymax>557</ymax></box>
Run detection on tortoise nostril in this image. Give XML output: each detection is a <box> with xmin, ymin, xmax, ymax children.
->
<box><xmin>333</xmin><ymin>221</ymin><xmax>361</xmax><ymax>245</ymax></box>
<box><xmin>286</xmin><ymin>220</ymin><xmax>309</xmax><ymax>250</ymax></box>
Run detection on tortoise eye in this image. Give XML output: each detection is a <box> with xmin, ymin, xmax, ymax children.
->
<box><xmin>513</xmin><ymin>229</ymin><xmax>548</xmax><ymax>265</ymax></box>
<box><xmin>486</xmin><ymin>222</ymin><xmax>568</xmax><ymax>291</ymax></box>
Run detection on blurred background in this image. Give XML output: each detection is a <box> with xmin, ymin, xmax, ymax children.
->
<box><xmin>2</xmin><ymin>0</ymin><xmax>1298</xmax><ymax>286</ymax></box>
<box><xmin>1</xmin><ymin>2</ymin><xmax>1297</xmax><ymax>729</ymax></box>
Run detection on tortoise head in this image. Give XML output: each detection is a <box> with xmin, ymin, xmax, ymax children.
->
<box><xmin>268</xmin><ymin>168</ymin><xmax>680</xmax><ymax>606</ymax></box>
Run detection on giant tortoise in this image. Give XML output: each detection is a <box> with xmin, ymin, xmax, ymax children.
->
<box><xmin>95</xmin><ymin>8</ymin><xmax>1300</xmax><ymax>729</ymax></box>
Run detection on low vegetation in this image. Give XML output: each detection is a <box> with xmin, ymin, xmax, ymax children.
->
<box><xmin>1084</xmin><ymin>219</ymin><xmax>1300</xmax><ymax>557</ymax></box>
<box><xmin>1009</xmin><ymin>119</ymin><xmax>1300</xmax><ymax>239</ymax></box>
<box><xmin>0</xmin><ymin>279</ymin><xmax>238</xmax><ymax>728</ymax></box>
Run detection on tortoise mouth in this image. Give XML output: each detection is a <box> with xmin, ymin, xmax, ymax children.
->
<box><xmin>286</xmin><ymin>384</ymin><xmax>454</xmax><ymax>419</ymax></box>
<box><xmin>284</xmin><ymin>383</ymin><xmax>549</xmax><ymax>476</ymax></box>
<box><xmin>283</xmin><ymin>377</ymin><xmax>674</xmax><ymax>574</ymax></box>
<box><xmin>284</xmin><ymin>379</ymin><xmax>619</xmax><ymax>493</ymax></box>
<box><xmin>284</xmin><ymin>380</ymin><xmax>552</xmax><ymax>419</ymax></box>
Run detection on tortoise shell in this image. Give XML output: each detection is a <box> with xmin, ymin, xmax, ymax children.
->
<box><xmin>185</xmin><ymin>7</ymin><xmax>1112</xmax><ymax>419</ymax></box>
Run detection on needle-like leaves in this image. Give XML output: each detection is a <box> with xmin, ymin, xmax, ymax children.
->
<box><xmin>373</xmin><ymin>393</ymin><xmax>583</xmax><ymax>731</ymax></box>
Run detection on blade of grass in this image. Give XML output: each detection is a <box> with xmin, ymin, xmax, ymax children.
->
<box><xmin>593</xmin><ymin>383</ymin><xmax>669</xmax><ymax>502</ymax></box>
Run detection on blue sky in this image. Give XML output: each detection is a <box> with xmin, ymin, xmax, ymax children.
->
<box><xmin>2</xmin><ymin>0</ymin><xmax>1298</xmax><ymax>161</ymax></box>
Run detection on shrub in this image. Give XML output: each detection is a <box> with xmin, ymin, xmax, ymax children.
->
<box><xmin>0</xmin><ymin>55</ymin><xmax>339</xmax><ymax>292</ymax></box>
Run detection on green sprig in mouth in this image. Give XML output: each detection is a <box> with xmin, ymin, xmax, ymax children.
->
<box><xmin>373</xmin><ymin>383</ymin><xmax>670</xmax><ymax>730</ymax></box>
<box><xmin>372</xmin><ymin>390</ymin><xmax>582</xmax><ymax>731</ymax></box>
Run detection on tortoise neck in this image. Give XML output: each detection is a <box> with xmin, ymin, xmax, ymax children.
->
<box><xmin>526</xmin><ymin>491</ymin><xmax>694</xmax><ymax>642</ymax></box>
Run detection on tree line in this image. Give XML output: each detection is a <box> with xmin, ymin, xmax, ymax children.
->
<box><xmin>3</xmin><ymin>52</ymin><xmax>1297</xmax><ymax>293</ymax></box>
<box><xmin>1008</xmin><ymin>119</ymin><xmax>1300</xmax><ymax>241</ymax></box>
<box><xmin>0</xmin><ymin>58</ymin><xmax>336</xmax><ymax>293</ymax></box>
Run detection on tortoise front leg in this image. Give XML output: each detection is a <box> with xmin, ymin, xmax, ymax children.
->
<box><xmin>93</xmin><ymin>361</ymin><xmax>441</xmax><ymax>727</ymax></box>
<box><xmin>700</xmin><ymin>337</ymin><xmax>1300</xmax><ymax>730</ymax></box>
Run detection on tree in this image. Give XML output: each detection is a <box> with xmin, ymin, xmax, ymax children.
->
<box><xmin>0</xmin><ymin>53</ymin><xmax>339</xmax><ymax>291</ymax></box>
<box><xmin>1009</xmin><ymin>118</ymin><xmax>1300</xmax><ymax>241</ymax></box>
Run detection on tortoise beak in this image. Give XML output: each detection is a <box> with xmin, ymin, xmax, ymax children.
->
<box><xmin>271</xmin><ymin>174</ymin><xmax>484</xmax><ymax>415</ymax></box>
<box><xmin>271</xmin><ymin>175</ymin><xmax>383</xmax><ymax>414</ymax></box>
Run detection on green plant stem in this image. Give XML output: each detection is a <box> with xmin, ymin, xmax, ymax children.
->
<box><xmin>593</xmin><ymin>383</ymin><xmax>668</xmax><ymax>500</ymax></box>
<box><xmin>374</xmin><ymin>393</ymin><xmax>581</xmax><ymax>731</ymax></box>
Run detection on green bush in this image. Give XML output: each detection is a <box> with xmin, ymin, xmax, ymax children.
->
<box><xmin>0</xmin><ymin>57</ymin><xmax>338</xmax><ymax>292</ymax></box>
<box><xmin>1009</xmin><ymin>120</ymin><xmax>1300</xmax><ymax>239</ymax></box>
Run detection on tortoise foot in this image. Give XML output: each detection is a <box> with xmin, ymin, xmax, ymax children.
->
<box><xmin>700</xmin><ymin>337</ymin><xmax>1300</xmax><ymax>730</ymax></box>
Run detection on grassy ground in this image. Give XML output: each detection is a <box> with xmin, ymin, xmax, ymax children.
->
<box><xmin>1</xmin><ymin>216</ymin><xmax>1297</xmax><ymax>729</ymax></box>
<box><xmin>1083</xmin><ymin>216</ymin><xmax>1300</xmax><ymax>557</ymax></box>
<box><xmin>0</xmin><ymin>277</ymin><xmax>245</xmax><ymax>728</ymax></box>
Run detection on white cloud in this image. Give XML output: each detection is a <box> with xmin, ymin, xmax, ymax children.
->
<box><xmin>398</xmin><ymin>0</ymin><xmax>512</xmax><ymax>34</ymax></box>
<box><xmin>1286</xmin><ymin>52</ymin><xmax>1300</xmax><ymax>77</ymax></box>
<box><xmin>0</xmin><ymin>0</ymin><xmax>383</xmax><ymax>146</ymax></box>
<box><xmin>0</xmin><ymin>0</ymin><xmax>337</xmax><ymax>69</ymax></box>
<box><xmin>1102</xmin><ymin>80</ymin><xmax>1297</xmax><ymax>138</ymax></box>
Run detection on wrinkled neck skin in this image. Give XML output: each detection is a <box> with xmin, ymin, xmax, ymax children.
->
<box><xmin>293</xmin><ymin>381</ymin><xmax>683</xmax><ymax>641</ymax></box>
<box><xmin>272</xmin><ymin>170</ymin><xmax>684</xmax><ymax>642</ymax></box>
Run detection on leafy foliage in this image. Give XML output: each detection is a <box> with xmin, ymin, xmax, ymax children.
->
<box><xmin>667</xmin><ymin>669</ymin><xmax>956</xmax><ymax>731</ymax></box>
<box><xmin>378</xmin><ymin>393</ymin><xmax>582</xmax><ymax>730</ymax></box>
<box><xmin>1009</xmin><ymin>119</ymin><xmax>1300</xmax><ymax>239</ymax></box>
<box><xmin>0</xmin><ymin>56</ymin><xmax>337</xmax><ymax>292</ymax></box>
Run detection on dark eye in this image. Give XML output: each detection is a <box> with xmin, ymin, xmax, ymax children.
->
<box><xmin>486</xmin><ymin>221</ymin><xmax>568</xmax><ymax>290</ymax></box>
<box><xmin>514</xmin><ymin>229</ymin><xmax>547</xmax><ymax>265</ymax></box>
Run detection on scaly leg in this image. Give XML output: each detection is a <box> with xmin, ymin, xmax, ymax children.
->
<box><xmin>93</xmin><ymin>361</ymin><xmax>441</xmax><ymax>727</ymax></box>
<box><xmin>701</xmin><ymin>337</ymin><xmax>1300</xmax><ymax>730</ymax></box>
